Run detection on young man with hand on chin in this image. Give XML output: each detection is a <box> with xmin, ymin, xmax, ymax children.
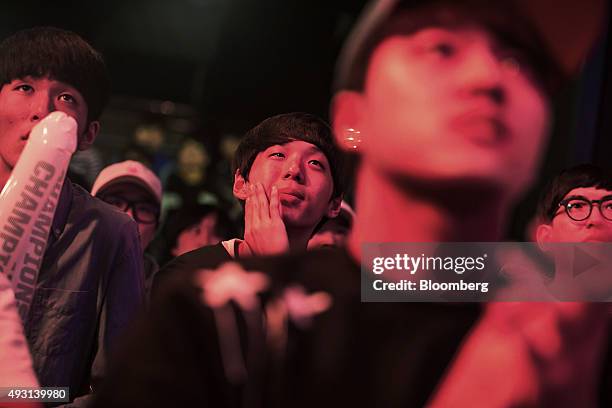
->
<box><xmin>152</xmin><ymin>112</ymin><xmax>343</xmax><ymax>290</ymax></box>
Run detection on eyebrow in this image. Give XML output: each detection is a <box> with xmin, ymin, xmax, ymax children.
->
<box><xmin>410</xmin><ymin>27</ymin><xmax>461</xmax><ymax>40</ymax></box>
<box><xmin>562</xmin><ymin>194</ymin><xmax>612</xmax><ymax>202</ymax></box>
<box><xmin>273</xmin><ymin>143</ymin><xmax>325</xmax><ymax>156</ymax></box>
<box><xmin>562</xmin><ymin>195</ymin><xmax>588</xmax><ymax>202</ymax></box>
<box><xmin>305</xmin><ymin>146</ymin><xmax>325</xmax><ymax>156</ymax></box>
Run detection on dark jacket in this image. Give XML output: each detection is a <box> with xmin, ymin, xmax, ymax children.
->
<box><xmin>93</xmin><ymin>248</ymin><xmax>481</xmax><ymax>407</ymax></box>
<box><xmin>152</xmin><ymin>241</ymin><xmax>233</xmax><ymax>297</ymax></box>
<box><xmin>24</xmin><ymin>180</ymin><xmax>145</xmax><ymax>405</ymax></box>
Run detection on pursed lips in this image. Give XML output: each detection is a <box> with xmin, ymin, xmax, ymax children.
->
<box><xmin>278</xmin><ymin>188</ymin><xmax>305</xmax><ymax>200</ymax></box>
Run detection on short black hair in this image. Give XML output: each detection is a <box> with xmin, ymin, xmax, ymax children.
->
<box><xmin>538</xmin><ymin>164</ymin><xmax>612</xmax><ymax>222</ymax></box>
<box><xmin>232</xmin><ymin>112</ymin><xmax>344</xmax><ymax>200</ymax></box>
<box><xmin>153</xmin><ymin>204</ymin><xmax>237</xmax><ymax>265</ymax></box>
<box><xmin>167</xmin><ymin>204</ymin><xmax>236</xmax><ymax>243</ymax></box>
<box><xmin>0</xmin><ymin>26</ymin><xmax>111</xmax><ymax>121</ymax></box>
<box><xmin>337</xmin><ymin>0</ymin><xmax>560</xmax><ymax>96</ymax></box>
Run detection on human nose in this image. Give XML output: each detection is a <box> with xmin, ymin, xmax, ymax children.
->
<box><xmin>587</xmin><ymin>202</ymin><xmax>607</xmax><ymax>226</ymax></box>
<box><xmin>460</xmin><ymin>46</ymin><xmax>506</xmax><ymax>105</ymax></box>
<box><xmin>283</xmin><ymin>156</ymin><xmax>304</xmax><ymax>183</ymax></box>
<box><xmin>30</xmin><ymin>92</ymin><xmax>54</xmax><ymax>122</ymax></box>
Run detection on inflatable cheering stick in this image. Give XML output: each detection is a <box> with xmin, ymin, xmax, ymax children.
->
<box><xmin>0</xmin><ymin>272</ymin><xmax>39</xmax><ymax>388</ymax></box>
<box><xmin>0</xmin><ymin>111</ymin><xmax>77</xmax><ymax>322</ymax></box>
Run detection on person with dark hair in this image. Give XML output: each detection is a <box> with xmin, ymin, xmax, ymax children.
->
<box><xmin>92</xmin><ymin>1</ymin><xmax>607</xmax><ymax>407</ymax></box>
<box><xmin>307</xmin><ymin>200</ymin><xmax>355</xmax><ymax>249</ymax></box>
<box><xmin>160</xmin><ymin>204</ymin><xmax>237</xmax><ymax>264</ymax></box>
<box><xmin>230</xmin><ymin>112</ymin><xmax>344</xmax><ymax>253</ymax></box>
<box><xmin>0</xmin><ymin>27</ymin><xmax>144</xmax><ymax>405</ymax></box>
<box><xmin>530</xmin><ymin>164</ymin><xmax>612</xmax><ymax>406</ymax></box>
<box><xmin>152</xmin><ymin>112</ymin><xmax>343</xmax><ymax>290</ymax></box>
<box><xmin>536</xmin><ymin>163</ymin><xmax>612</xmax><ymax>243</ymax></box>
<box><xmin>232</xmin><ymin>112</ymin><xmax>344</xmax><ymax>206</ymax></box>
<box><xmin>0</xmin><ymin>27</ymin><xmax>110</xmax><ymax>124</ymax></box>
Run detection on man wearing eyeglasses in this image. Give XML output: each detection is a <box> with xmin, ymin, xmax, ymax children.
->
<box><xmin>536</xmin><ymin>164</ymin><xmax>612</xmax><ymax>243</ymax></box>
<box><xmin>92</xmin><ymin>160</ymin><xmax>162</xmax><ymax>297</ymax></box>
<box><xmin>526</xmin><ymin>164</ymin><xmax>612</xmax><ymax>407</ymax></box>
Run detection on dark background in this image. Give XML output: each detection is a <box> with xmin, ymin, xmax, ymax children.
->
<box><xmin>0</xmin><ymin>0</ymin><xmax>366</xmax><ymax>133</ymax></box>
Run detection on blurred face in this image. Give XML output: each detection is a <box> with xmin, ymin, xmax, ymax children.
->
<box><xmin>0</xmin><ymin>76</ymin><xmax>98</xmax><ymax>176</ymax></box>
<box><xmin>340</xmin><ymin>26</ymin><xmax>550</xmax><ymax>201</ymax></box>
<box><xmin>544</xmin><ymin>187</ymin><xmax>612</xmax><ymax>243</ymax></box>
<box><xmin>240</xmin><ymin>140</ymin><xmax>337</xmax><ymax>228</ymax></box>
<box><xmin>172</xmin><ymin>214</ymin><xmax>222</xmax><ymax>256</ymax></box>
<box><xmin>98</xmin><ymin>183</ymin><xmax>160</xmax><ymax>250</ymax></box>
<box><xmin>307</xmin><ymin>217</ymin><xmax>351</xmax><ymax>249</ymax></box>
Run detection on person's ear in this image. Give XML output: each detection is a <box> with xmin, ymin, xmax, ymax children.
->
<box><xmin>233</xmin><ymin>169</ymin><xmax>248</xmax><ymax>200</ymax></box>
<box><xmin>536</xmin><ymin>223</ymin><xmax>553</xmax><ymax>251</ymax></box>
<box><xmin>77</xmin><ymin>120</ymin><xmax>100</xmax><ymax>151</ymax></box>
<box><xmin>330</xmin><ymin>90</ymin><xmax>365</xmax><ymax>152</ymax></box>
<box><xmin>326</xmin><ymin>195</ymin><xmax>343</xmax><ymax>218</ymax></box>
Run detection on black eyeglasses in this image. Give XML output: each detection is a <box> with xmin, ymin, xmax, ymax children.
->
<box><xmin>100</xmin><ymin>195</ymin><xmax>159</xmax><ymax>224</ymax></box>
<box><xmin>555</xmin><ymin>196</ymin><xmax>612</xmax><ymax>221</ymax></box>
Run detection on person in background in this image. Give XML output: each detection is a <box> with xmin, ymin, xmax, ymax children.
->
<box><xmin>534</xmin><ymin>164</ymin><xmax>612</xmax><ymax>406</ymax></box>
<box><xmin>536</xmin><ymin>163</ymin><xmax>612</xmax><ymax>244</ymax></box>
<box><xmin>165</xmin><ymin>138</ymin><xmax>220</xmax><ymax>207</ymax></box>
<box><xmin>307</xmin><ymin>200</ymin><xmax>355</xmax><ymax>249</ymax></box>
<box><xmin>437</xmin><ymin>164</ymin><xmax>612</xmax><ymax>407</ymax></box>
<box><xmin>155</xmin><ymin>204</ymin><xmax>237</xmax><ymax>266</ymax></box>
<box><xmin>92</xmin><ymin>160</ymin><xmax>162</xmax><ymax>297</ymax></box>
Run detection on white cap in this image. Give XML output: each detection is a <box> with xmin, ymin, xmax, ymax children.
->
<box><xmin>91</xmin><ymin>160</ymin><xmax>162</xmax><ymax>203</ymax></box>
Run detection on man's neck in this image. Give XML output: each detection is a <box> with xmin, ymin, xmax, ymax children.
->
<box><xmin>347</xmin><ymin>164</ymin><xmax>509</xmax><ymax>261</ymax></box>
<box><xmin>286</xmin><ymin>227</ymin><xmax>315</xmax><ymax>252</ymax></box>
